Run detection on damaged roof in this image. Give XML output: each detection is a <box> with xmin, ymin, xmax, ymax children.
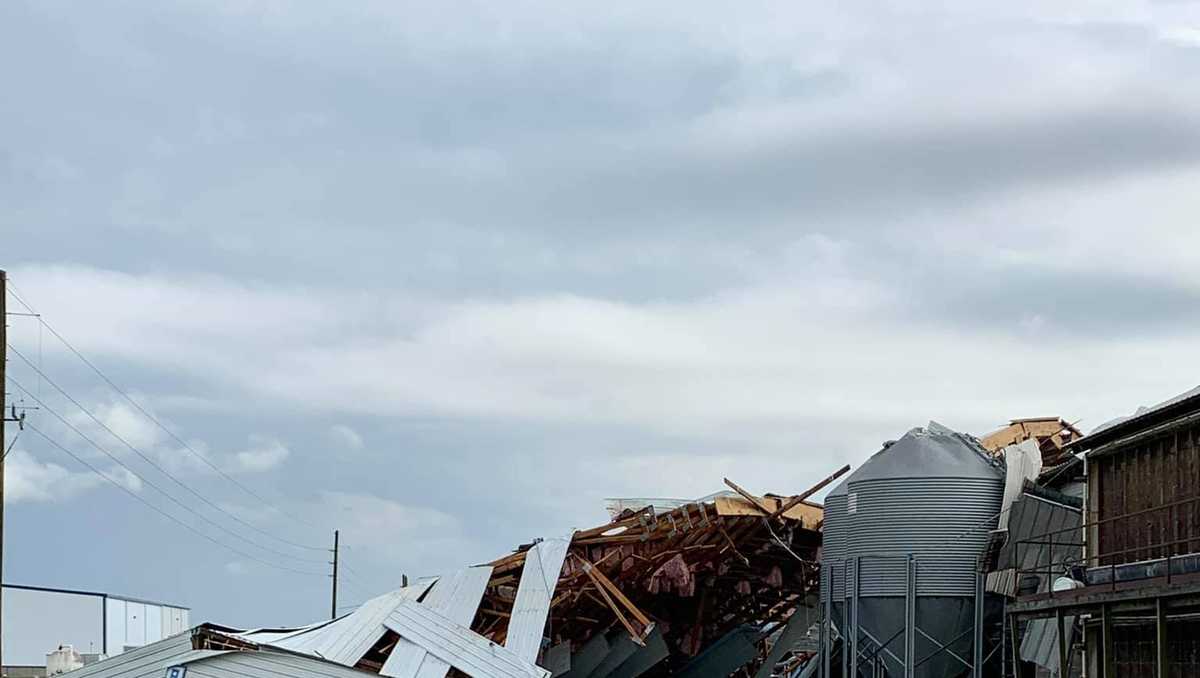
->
<box><xmin>69</xmin><ymin>476</ymin><xmax>831</xmax><ymax>678</ymax></box>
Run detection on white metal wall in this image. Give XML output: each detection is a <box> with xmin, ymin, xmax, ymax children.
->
<box><xmin>1</xmin><ymin>586</ymin><xmax>105</xmax><ymax>666</ymax></box>
<box><xmin>104</xmin><ymin>598</ymin><xmax>190</xmax><ymax>656</ymax></box>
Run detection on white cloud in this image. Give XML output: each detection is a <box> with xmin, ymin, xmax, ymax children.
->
<box><xmin>329</xmin><ymin>424</ymin><xmax>364</xmax><ymax>451</ymax></box>
<box><xmin>5</xmin><ymin>449</ymin><xmax>103</xmax><ymax>503</ymax></box>
<box><xmin>10</xmin><ymin>254</ymin><xmax>1200</xmax><ymax>454</ymax></box>
<box><xmin>231</xmin><ymin>436</ymin><xmax>290</xmax><ymax>473</ymax></box>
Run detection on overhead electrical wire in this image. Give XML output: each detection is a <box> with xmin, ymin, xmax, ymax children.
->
<box><xmin>7</xmin><ymin>345</ymin><xmax>324</xmax><ymax>560</ymax></box>
<box><xmin>21</xmin><ymin>420</ymin><xmax>326</xmax><ymax>577</ymax></box>
<box><xmin>6</xmin><ymin>373</ymin><xmax>326</xmax><ymax>569</ymax></box>
<box><xmin>4</xmin><ymin>282</ymin><xmax>323</xmax><ymax>545</ymax></box>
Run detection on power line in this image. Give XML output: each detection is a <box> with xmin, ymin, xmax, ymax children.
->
<box><xmin>6</xmin><ymin>344</ymin><xmax>326</xmax><ymax>561</ymax></box>
<box><xmin>4</xmin><ymin>282</ymin><xmax>322</xmax><ymax>544</ymax></box>
<box><xmin>6</xmin><ymin>374</ymin><xmax>326</xmax><ymax>567</ymax></box>
<box><xmin>22</xmin><ymin>422</ymin><xmax>326</xmax><ymax>577</ymax></box>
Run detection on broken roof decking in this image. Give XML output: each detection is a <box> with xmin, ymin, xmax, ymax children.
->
<box><xmin>71</xmin><ymin>478</ymin><xmax>824</xmax><ymax>678</ymax></box>
<box><xmin>504</xmin><ymin>536</ymin><xmax>572</xmax><ymax>664</ymax></box>
<box><xmin>269</xmin><ymin>581</ymin><xmax>436</xmax><ymax>664</ymax></box>
<box><xmin>381</xmin><ymin>567</ymin><xmax>494</xmax><ymax>678</ymax></box>
<box><xmin>476</xmin><ymin>487</ymin><xmax>823</xmax><ymax>677</ymax></box>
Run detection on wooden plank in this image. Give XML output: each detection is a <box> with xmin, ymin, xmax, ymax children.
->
<box><xmin>714</xmin><ymin>495</ymin><xmax>823</xmax><ymax>525</ymax></box>
<box><xmin>722</xmin><ymin>478</ymin><xmax>775</xmax><ymax>517</ymax></box>
<box><xmin>769</xmin><ymin>465</ymin><xmax>849</xmax><ymax>521</ymax></box>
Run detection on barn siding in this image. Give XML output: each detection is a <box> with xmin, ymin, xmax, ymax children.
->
<box><xmin>1091</xmin><ymin>419</ymin><xmax>1200</xmax><ymax>566</ymax></box>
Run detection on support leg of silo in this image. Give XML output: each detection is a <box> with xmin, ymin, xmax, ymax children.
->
<box><xmin>822</xmin><ymin>583</ymin><xmax>831</xmax><ymax>678</ymax></box>
<box><xmin>905</xmin><ymin>556</ymin><xmax>916</xmax><ymax>678</ymax></box>
<box><xmin>850</xmin><ymin>557</ymin><xmax>859</xmax><ymax>678</ymax></box>
<box><xmin>1009</xmin><ymin>613</ymin><xmax>1021</xmax><ymax>678</ymax></box>
<box><xmin>843</xmin><ymin>560</ymin><xmax>850</xmax><ymax>678</ymax></box>
<box><xmin>1056</xmin><ymin>608</ymin><xmax>1069</xmax><ymax>678</ymax></box>
<box><xmin>973</xmin><ymin>572</ymin><xmax>984</xmax><ymax>678</ymax></box>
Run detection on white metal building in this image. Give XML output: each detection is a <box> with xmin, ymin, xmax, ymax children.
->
<box><xmin>1</xmin><ymin>584</ymin><xmax>190</xmax><ymax>670</ymax></box>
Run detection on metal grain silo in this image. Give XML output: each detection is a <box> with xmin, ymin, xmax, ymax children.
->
<box><xmin>820</xmin><ymin>477</ymin><xmax>849</xmax><ymax>677</ymax></box>
<box><xmin>835</xmin><ymin>423</ymin><xmax>1003</xmax><ymax>677</ymax></box>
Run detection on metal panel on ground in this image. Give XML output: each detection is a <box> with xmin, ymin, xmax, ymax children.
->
<box><xmin>674</xmin><ymin>625</ymin><xmax>760</xmax><ymax>678</ymax></box>
<box><xmin>506</xmin><ymin>536</ymin><xmax>572</xmax><ymax>665</ymax></box>
<box><xmin>542</xmin><ymin>643</ymin><xmax>571</xmax><ymax>677</ymax></box>
<box><xmin>274</xmin><ymin>580</ymin><xmax>436</xmax><ymax>665</ymax></box>
<box><xmin>381</xmin><ymin>567</ymin><xmax>493</xmax><ymax>678</ymax></box>
<box><xmin>752</xmin><ymin>605</ymin><xmax>817</xmax><ymax>678</ymax></box>
<box><xmin>604</xmin><ymin>628</ymin><xmax>668</xmax><ymax>678</ymax></box>
<box><xmin>583</xmin><ymin>633</ymin><xmax>639</xmax><ymax>678</ymax></box>
<box><xmin>559</xmin><ymin>633</ymin><xmax>609</xmax><ymax>678</ymax></box>
<box><xmin>383</xmin><ymin>600</ymin><xmax>549</xmax><ymax>678</ymax></box>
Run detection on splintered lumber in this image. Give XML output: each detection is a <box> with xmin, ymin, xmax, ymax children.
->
<box><xmin>723</xmin><ymin>478</ymin><xmax>776</xmax><ymax>516</ymax></box>
<box><xmin>769</xmin><ymin>464</ymin><xmax>850</xmax><ymax>521</ymax></box>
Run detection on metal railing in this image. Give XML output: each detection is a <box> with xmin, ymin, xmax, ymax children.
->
<box><xmin>1011</xmin><ymin>494</ymin><xmax>1200</xmax><ymax>597</ymax></box>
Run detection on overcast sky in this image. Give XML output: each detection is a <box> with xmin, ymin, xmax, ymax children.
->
<box><xmin>3</xmin><ymin>0</ymin><xmax>1200</xmax><ymax>628</ymax></box>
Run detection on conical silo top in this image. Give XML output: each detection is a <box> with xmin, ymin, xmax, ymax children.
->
<box><xmin>828</xmin><ymin>474</ymin><xmax>849</xmax><ymax>497</ymax></box>
<box><xmin>848</xmin><ymin>421</ymin><xmax>1002</xmax><ymax>483</ymax></box>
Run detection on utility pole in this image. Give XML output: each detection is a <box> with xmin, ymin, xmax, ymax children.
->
<box><xmin>1</xmin><ymin>268</ymin><xmax>7</xmax><ymax>676</ymax></box>
<box><xmin>330</xmin><ymin>529</ymin><xmax>339</xmax><ymax>619</ymax></box>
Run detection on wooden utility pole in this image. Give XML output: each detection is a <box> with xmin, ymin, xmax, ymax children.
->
<box><xmin>330</xmin><ymin>529</ymin><xmax>339</xmax><ymax>619</ymax></box>
<box><xmin>1</xmin><ymin>268</ymin><xmax>7</xmax><ymax>674</ymax></box>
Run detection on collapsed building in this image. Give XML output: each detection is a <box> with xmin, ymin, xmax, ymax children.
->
<box><xmin>63</xmin><ymin>480</ymin><xmax>834</xmax><ymax>678</ymax></box>
<box><xmin>61</xmin><ymin>385</ymin><xmax>1200</xmax><ymax>678</ymax></box>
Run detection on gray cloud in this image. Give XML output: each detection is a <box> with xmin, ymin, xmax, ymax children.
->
<box><xmin>4</xmin><ymin>0</ymin><xmax>1200</xmax><ymax>627</ymax></box>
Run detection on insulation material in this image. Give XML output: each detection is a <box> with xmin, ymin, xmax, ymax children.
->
<box><xmin>998</xmin><ymin>439</ymin><xmax>1043</xmax><ymax>528</ymax></box>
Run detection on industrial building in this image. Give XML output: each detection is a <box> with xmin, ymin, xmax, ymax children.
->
<box><xmin>1008</xmin><ymin>387</ymin><xmax>1200</xmax><ymax>678</ymax></box>
<box><xmin>1</xmin><ymin>584</ymin><xmax>189</xmax><ymax>678</ymax></box>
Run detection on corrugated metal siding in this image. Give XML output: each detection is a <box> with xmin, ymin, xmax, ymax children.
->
<box><xmin>848</xmin><ymin>477</ymin><xmax>1002</xmax><ymax>596</ymax></box>
<box><xmin>65</xmin><ymin>631</ymin><xmax>194</xmax><ymax>678</ymax></box>
<box><xmin>993</xmin><ymin>494</ymin><xmax>1082</xmax><ymax>594</ymax></box>
<box><xmin>505</xmin><ymin>536</ymin><xmax>572</xmax><ymax>665</ymax></box>
<box><xmin>823</xmin><ymin>494</ymin><xmax>847</xmax><ymax>601</ymax></box>
<box><xmin>604</xmin><ymin>628</ymin><xmax>668</xmax><ymax>678</ymax></box>
<box><xmin>381</xmin><ymin>567</ymin><xmax>492</xmax><ymax>678</ymax></box>
<box><xmin>559</xmin><ymin>633</ymin><xmax>609</xmax><ymax>678</ymax></box>
<box><xmin>383</xmin><ymin>601</ymin><xmax>549</xmax><ymax>678</ymax></box>
<box><xmin>274</xmin><ymin>580</ymin><xmax>435</xmax><ymax>665</ymax></box>
<box><xmin>185</xmin><ymin>649</ymin><xmax>379</xmax><ymax>678</ymax></box>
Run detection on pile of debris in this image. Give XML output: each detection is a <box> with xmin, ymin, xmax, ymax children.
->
<box><xmin>68</xmin><ymin>471</ymin><xmax>844</xmax><ymax>678</ymax></box>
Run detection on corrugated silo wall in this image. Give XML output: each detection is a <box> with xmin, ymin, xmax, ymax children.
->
<box><xmin>822</xmin><ymin>493</ymin><xmax>847</xmax><ymax>621</ymax></box>
<box><xmin>848</xmin><ymin>476</ymin><xmax>1003</xmax><ymax>595</ymax></box>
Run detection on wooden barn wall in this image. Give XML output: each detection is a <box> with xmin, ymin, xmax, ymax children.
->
<box><xmin>1090</xmin><ymin>420</ymin><xmax>1200</xmax><ymax>566</ymax></box>
<box><xmin>1102</xmin><ymin>621</ymin><xmax>1200</xmax><ymax>678</ymax></box>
